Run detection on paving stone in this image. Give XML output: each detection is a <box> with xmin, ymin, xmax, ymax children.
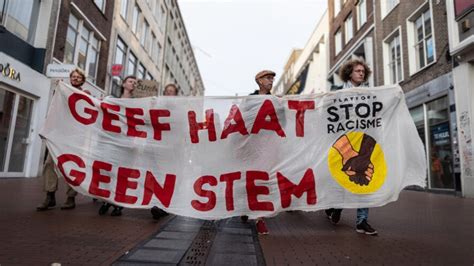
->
<box><xmin>208</xmin><ymin>254</ymin><xmax>258</xmax><ymax>266</ymax></box>
<box><xmin>126</xmin><ymin>249</ymin><xmax>184</xmax><ymax>264</ymax></box>
<box><xmin>214</xmin><ymin>234</ymin><xmax>254</xmax><ymax>243</ymax></box>
<box><xmin>154</xmin><ymin>231</ymin><xmax>197</xmax><ymax>240</ymax></box>
<box><xmin>143</xmin><ymin>239</ymin><xmax>192</xmax><ymax>250</ymax></box>
<box><xmin>221</xmin><ymin>227</ymin><xmax>253</xmax><ymax>235</ymax></box>
<box><xmin>165</xmin><ymin>224</ymin><xmax>202</xmax><ymax>232</ymax></box>
<box><xmin>211</xmin><ymin>242</ymin><xmax>256</xmax><ymax>253</ymax></box>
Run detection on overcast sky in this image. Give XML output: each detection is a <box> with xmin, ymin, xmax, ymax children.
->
<box><xmin>179</xmin><ymin>0</ymin><xmax>327</xmax><ymax>96</ymax></box>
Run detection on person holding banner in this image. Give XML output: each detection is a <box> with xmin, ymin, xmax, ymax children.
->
<box><xmin>163</xmin><ymin>83</ymin><xmax>179</xmax><ymax>96</ymax></box>
<box><xmin>150</xmin><ymin>83</ymin><xmax>179</xmax><ymax>220</ymax></box>
<box><xmin>98</xmin><ymin>75</ymin><xmax>137</xmax><ymax>216</ymax></box>
<box><xmin>239</xmin><ymin>70</ymin><xmax>277</xmax><ymax>235</ymax></box>
<box><xmin>37</xmin><ymin>69</ymin><xmax>89</xmax><ymax>211</ymax></box>
<box><xmin>325</xmin><ymin>59</ymin><xmax>378</xmax><ymax>235</ymax></box>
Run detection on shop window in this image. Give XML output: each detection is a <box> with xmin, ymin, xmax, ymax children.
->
<box><xmin>427</xmin><ymin>97</ymin><xmax>454</xmax><ymax>189</ymax></box>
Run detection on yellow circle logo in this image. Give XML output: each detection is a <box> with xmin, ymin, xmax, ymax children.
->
<box><xmin>328</xmin><ymin>132</ymin><xmax>387</xmax><ymax>194</ymax></box>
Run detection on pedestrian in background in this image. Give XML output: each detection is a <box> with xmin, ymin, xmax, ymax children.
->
<box><xmin>325</xmin><ymin>59</ymin><xmax>378</xmax><ymax>235</ymax></box>
<box><xmin>37</xmin><ymin>69</ymin><xmax>89</xmax><ymax>211</ymax></box>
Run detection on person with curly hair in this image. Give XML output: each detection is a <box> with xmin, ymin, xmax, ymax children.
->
<box><xmin>325</xmin><ymin>59</ymin><xmax>378</xmax><ymax>236</ymax></box>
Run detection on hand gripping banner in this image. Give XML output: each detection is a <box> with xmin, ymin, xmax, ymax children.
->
<box><xmin>40</xmin><ymin>83</ymin><xmax>426</xmax><ymax>219</ymax></box>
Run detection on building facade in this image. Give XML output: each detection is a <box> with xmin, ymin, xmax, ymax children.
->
<box><xmin>446</xmin><ymin>0</ymin><xmax>474</xmax><ymax>197</ymax></box>
<box><xmin>161</xmin><ymin>0</ymin><xmax>204</xmax><ymax>96</ymax></box>
<box><xmin>274</xmin><ymin>11</ymin><xmax>329</xmax><ymax>95</ymax></box>
<box><xmin>0</xmin><ymin>0</ymin><xmax>56</xmax><ymax>177</ymax></box>
<box><xmin>107</xmin><ymin>0</ymin><xmax>166</xmax><ymax>97</ymax></box>
<box><xmin>51</xmin><ymin>0</ymin><xmax>115</xmax><ymax>97</ymax></box>
<box><xmin>328</xmin><ymin>0</ymin><xmax>375</xmax><ymax>88</ymax></box>
<box><xmin>373</xmin><ymin>0</ymin><xmax>459</xmax><ymax>194</ymax></box>
<box><xmin>327</xmin><ymin>0</ymin><xmax>468</xmax><ymax>195</ymax></box>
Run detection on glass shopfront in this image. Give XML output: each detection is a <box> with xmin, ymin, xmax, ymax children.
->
<box><xmin>0</xmin><ymin>86</ymin><xmax>34</xmax><ymax>175</ymax></box>
<box><xmin>409</xmin><ymin>96</ymin><xmax>456</xmax><ymax>190</ymax></box>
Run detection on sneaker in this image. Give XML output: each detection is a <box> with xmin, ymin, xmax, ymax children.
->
<box><xmin>256</xmin><ymin>219</ymin><xmax>269</xmax><ymax>235</ymax></box>
<box><xmin>356</xmin><ymin>220</ymin><xmax>378</xmax><ymax>235</ymax></box>
<box><xmin>324</xmin><ymin>208</ymin><xmax>333</xmax><ymax>219</ymax></box>
<box><xmin>150</xmin><ymin>206</ymin><xmax>168</xmax><ymax>220</ymax></box>
<box><xmin>330</xmin><ymin>209</ymin><xmax>342</xmax><ymax>224</ymax></box>
<box><xmin>110</xmin><ymin>206</ymin><xmax>123</xmax><ymax>216</ymax></box>
<box><xmin>240</xmin><ymin>215</ymin><xmax>249</xmax><ymax>223</ymax></box>
<box><xmin>98</xmin><ymin>203</ymin><xmax>111</xmax><ymax>215</ymax></box>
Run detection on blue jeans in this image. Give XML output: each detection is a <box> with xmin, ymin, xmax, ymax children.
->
<box><xmin>356</xmin><ymin>208</ymin><xmax>369</xmax><ymax>225</ymax></box>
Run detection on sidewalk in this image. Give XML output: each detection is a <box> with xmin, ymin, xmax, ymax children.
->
<box><xmin>1</xmin><ymin>177</ymin><xmax>473</xmax><ymax>265</ymax></box>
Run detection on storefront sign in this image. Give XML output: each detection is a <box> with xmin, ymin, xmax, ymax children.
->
<box><xmin>46</xmin><ymin>64</ymin><xmax>76</xmax><ymax>78</ymax></box>
<box><xmin>0</xmin><ymin>62</ymin><xmax>21</xmax><ymax>82</ymax></box>
<box><xmin>40</xmin><ymin>83</ymin><xmax>427</xmax><ymax>220</ymax></box>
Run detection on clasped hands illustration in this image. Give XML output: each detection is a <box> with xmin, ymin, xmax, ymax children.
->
<box><xmin>333</xmin><ymin>134</ymin><xmax>376</xmax><ymax>186</ymax></box>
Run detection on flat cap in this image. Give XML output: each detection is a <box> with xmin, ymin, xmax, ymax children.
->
<box><xmin>255</xmin><ymin>70</ymin><xmax>276</xmax><ymax>81</ymax></box>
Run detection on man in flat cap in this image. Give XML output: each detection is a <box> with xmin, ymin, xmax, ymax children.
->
<box><xmin>240</xmin><ymin>70</ymin><xmax>277</xmax><ymax>235</ymax></box>
<box><xmin>251</xmin><ymin>70</ymin><xmax>275</xmax><ymax>95</ymax></box>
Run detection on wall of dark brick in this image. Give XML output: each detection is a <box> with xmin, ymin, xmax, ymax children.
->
<box><xmin>374</xmin><ymin>0</ymin><xmax>452</xmax><ymax>92</ymax></box>
<box><xmin>53</xmin><ymin>0</ymin><xmax>114</xmax><ymax>89</ymax></box>
<box><xmin>328</xmin><ymin>0</ymin><xmax>374</xmax><ymax>68</ymax></box>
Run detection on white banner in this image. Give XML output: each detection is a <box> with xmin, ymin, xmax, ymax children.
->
<box><xmin>40</xmin><ymin>83</ymin><xmax>426</xmax><ymax>219</ymax></box>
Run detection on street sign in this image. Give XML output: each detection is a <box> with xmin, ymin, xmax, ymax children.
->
<box><xmin>46</xmin><ymin>64</ymin><xmax>76</xmax><ymax>78</ymax></box>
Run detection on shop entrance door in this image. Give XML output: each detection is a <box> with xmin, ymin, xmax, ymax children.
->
<box><xmin>0</xmin><ymin>86</ymin><xmax>34</xmax><ymax>177</ymax></box>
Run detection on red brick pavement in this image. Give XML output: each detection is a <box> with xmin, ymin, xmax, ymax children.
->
<box><xmin>259</xmin><ymin>191</ymin><xmax>474</xmax><ymax>265</ymax></box>
<box><xmin>1</xmin><ymin>176</ymin><xmax>473</xmax><ymax>265</ymax></box>
<box><xmin>0</xmin><ymin>177</ymin><xmax>170</xmax><ymax>265</ymax></box>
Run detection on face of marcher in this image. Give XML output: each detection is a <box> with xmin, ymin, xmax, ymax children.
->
<box><xmin>350</xmin><ymin>64</ymin><xmax>366</xmax><ymax>86</ymax></box>
<box><xmin>70</xmin><ymin>72</ymin><xmax>85</xmax><ymax>88</ymax></box>
<box><xmin>258</xmin><ymin>75</ymin><xmax>274</xmax><ymax>93</ymax></box>
<box><xmin>123</xmin><ymin>78</ymin><xmax>137</xmax><ymax>94</ymax></box>
<box><xmin>164</xmin><ymin>86</ymin><xmax>178</xmax><ymax>96</ymax></box>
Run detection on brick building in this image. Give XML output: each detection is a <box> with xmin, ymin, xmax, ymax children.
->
<box><xmin>327</xmin><ymin>0</ymin><xmax>462</xmax><ymax>194</ymax></box>
<box><xmin>328</xmin><ymin>0</ymin><xmax>375</xmax><ymax>87</ymax></box>
<box><xmin>373</xmin><ymin>0</ymin><xmax>459</xmax><ymax>193</ymax></box>
<box><xmin>52</xmin><ymin>0</ymin><xmax>115</xmax><ymax>97</ymax></box>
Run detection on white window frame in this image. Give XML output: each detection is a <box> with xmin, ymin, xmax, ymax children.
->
<box><xmin>120</xmin><ymin>0</ymin><xmax>128</xmax><ymax>21</ymax></box>
<box><xmin>334</xmin><ymin>0</ymin><xmax>341</xmax><ymax>16</ymax></box>
<box><xmin>141</xmin><ymin>19</ymin><xmax>149</xmax><ymax>49</ymax></box>
<box><xmin>127</xmin><ymin>52</ymin><xmax>137</xmax><ymax>76</ymax></box>
<box><xmin>381</xmin><ymin>0</ymin><xmax>400</xmax><ymax>20</ymax></box>
<box><xmin>406</xmin><ymin>1</ymin><xmax>436</xmax><ymax>76</ymax></box>
<box><xmin>64</xmin><ymin>13</ymin><xmax>101</xmax><ymax>84</ymax></box>
<box><xmin>344</xmin><ymin>13</ymin><xmax>353</xmax><ymax>44</ymax></box>
<box><xmin>383</xmin><ymin>26</ymin><xmax>404</xmax><ymax>85</ymax></box>
<box><xmin>132</xmin><ymin>4</ymin><xmax>140</xmax><ymax>34</ymax></box>
<box><xmin>357</xmin><ymin>0</ymin><xmax>367</xmax><ymax>30</ymax></box>
<box><xmin>93</xmin><ymin>0</ymin><xmax>106</xmax><ymax>13</ymax></box>
<box><xmin>335</xmin><ymin>28</ymin><xmax>342</xmax><ymax>55</ymax></box>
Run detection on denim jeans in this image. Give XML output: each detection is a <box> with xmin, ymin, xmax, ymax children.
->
<box><xmin>356</xmin><ymin>208</ymin><xmax>369</xmax><ymax>225</ymax></box>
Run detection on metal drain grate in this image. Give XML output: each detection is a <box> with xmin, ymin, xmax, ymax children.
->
<box><xmin>179</xmin><ymin>221</ymin><xmax>217</xmax><ymax>265</ymax></box>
